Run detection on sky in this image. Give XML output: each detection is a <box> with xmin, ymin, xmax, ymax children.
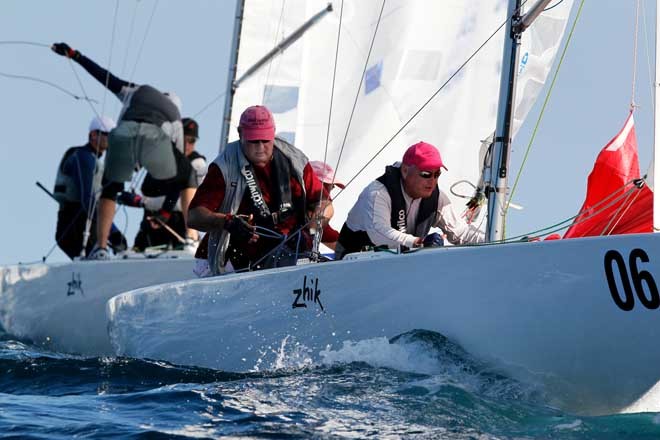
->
<box><xmin>0</xmin><ymin>0</ymin><xmax>656</xmax><ymax>265</ymax></box>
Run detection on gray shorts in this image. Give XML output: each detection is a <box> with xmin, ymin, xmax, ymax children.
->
<box><xmin>105</xmin><ymin>121</ymin><xmax>177</xmax><ymax>182</ymax></box>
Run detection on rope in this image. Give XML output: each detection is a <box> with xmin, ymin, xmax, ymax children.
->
<box><xmin>498</xmin><ymin>179</ymin><xmax>644</xmax><ymax>243</ymax></box>
<box><xmin>503</xmin><ymin>0</ymin><xmax>585</xmax><ymax>233</ymax></box>
<box><xmin>601</xmin><ymin>179</ymin><xmax>645</xmax><ymax>235</ymax></box>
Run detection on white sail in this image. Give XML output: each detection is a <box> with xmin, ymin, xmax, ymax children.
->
<box><xmin>229</xmin><ymin>1</ymin><xmax>574</xmax><ymax>230</ymax></box>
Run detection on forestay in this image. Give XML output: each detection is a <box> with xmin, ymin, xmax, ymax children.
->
<box><xmin>229</xmin><ymin>0</ymin><xmax>574</xmax><ymax>230</ymax></box>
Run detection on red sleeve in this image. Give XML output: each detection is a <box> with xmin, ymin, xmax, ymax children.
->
<box><xmin>302</xmin><ymin>163</ymin><xmax>329</xmax><ymax>204</ymax></box>
<box><xmin>189</xmin><ymin>163</ymin><xmax>226</xmax><ymax>212</ymax></box>
<box><xmin>322</xmin><ymin>224</ymin><xmax>340</xmax><ymax>242</ymax></box>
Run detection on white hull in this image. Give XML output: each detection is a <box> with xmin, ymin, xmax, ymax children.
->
<box><xmin>107</xmin><ymin>233</ymin><xmax>660</xmax><ymax>415</ymax></box>
<box><xmin>0</xmin><ymin>253</ymin><xmax>195</xmax><ymax>355</ymax></box>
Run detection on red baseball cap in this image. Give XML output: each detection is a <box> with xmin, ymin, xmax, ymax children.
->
<box><xmin>239</xmin><ymin>105</ymin><xmax>275</xmax><ymax>141</ymax></box>
<box><xmin>310</xmin><ymin>161</ymin><xmax>345</xmax><ymax>189</ymax></box>
<box><xmin>402</xmin><ymin>141</ymin><xmax>447</xmax><ymax>171</ymax></box>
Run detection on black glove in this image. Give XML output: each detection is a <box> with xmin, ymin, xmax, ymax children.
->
<box><xmin>108</xmin><ymin>229</ymin><xmax>128</xmax><ymax>253</ymax></box>
<box><xmin>422</xmin><ymin>232</ymin><xmax>444</xmax><ymax>248</ymax></box>
<box><xmin>147</xmin><ymin>209</ymin><xmax>172</xmax><ymax>227</ymax></box>
<box><xmin>51</xmin><ymin>42</ymin><xmax>79</xmax><ymax>59</ymax></box>
<box><xmin>223</xmin><ymin>214</ymin><xmax>255</xmax><ymax>242</ymax></box>
<box><xmin>116</xmin><ymin>191</ymin><xmax>144</xmax><ymax>207</ymax></box>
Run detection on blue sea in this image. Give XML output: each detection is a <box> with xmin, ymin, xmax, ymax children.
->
<box><xmin>2</xmin><ymin>328</ymin><xmax>659</xmax><ymax>439</ymax></box>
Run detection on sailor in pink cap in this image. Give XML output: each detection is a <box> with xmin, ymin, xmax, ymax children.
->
<box><xmin>336</xmin><ymin>141</ymin><xmax>483</xmax><ymax>258</ymax></box>
<box><xmin>309</xmin><ymin>161</ymin><xmax>345</xmax><ymax>250</ymax></box>
<box><xmin>187</xmin><ymin>105</ymin><xmax>332</xmax><ymax>275</ymax></box>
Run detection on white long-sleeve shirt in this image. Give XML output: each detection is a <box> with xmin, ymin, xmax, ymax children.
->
<box><xmin>344</xmin><ymin>179</ymin><xmax>484</xmax><ymax>248</ymax></box>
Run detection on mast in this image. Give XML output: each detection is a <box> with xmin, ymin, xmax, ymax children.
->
<box><xmin>219</xmin><ymin>0</ymin><xmax>246</xmax><ymax>153</ymax></box>
<box><xmin>485</xmin><ymin>0</ymin><xmax>555</xmax><ymax>242</ymax></box>
<box><xmin>654</xmin><ymin>0</ymin><xmax>660</xmax><ymax>232</ymax></box>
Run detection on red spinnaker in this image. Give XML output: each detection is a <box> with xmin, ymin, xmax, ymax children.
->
<box><xmin>564</xmin><ymin>112</ymin><xmax>652</xmax><ymax>238</ymax></box>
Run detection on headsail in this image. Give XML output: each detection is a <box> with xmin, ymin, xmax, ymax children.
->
<box><xmin>227</xmin><ymin>0</ymin><xmax>575</xmax><ymax>231</ymax></box>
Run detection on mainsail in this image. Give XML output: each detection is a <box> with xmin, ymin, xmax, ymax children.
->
<box><xmin>227</xmin><ymin>0</ymin><xmax>575</xmax><ymax>231</ymax></box>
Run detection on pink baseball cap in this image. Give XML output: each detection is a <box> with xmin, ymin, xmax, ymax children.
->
<box><xmin>239</xmin><ymin>105</ymin><xmax>276</xmax><ymax>141</ymax></box>
<box><xmin>310</xmin><ymin>161</ymin><xmax>345</xmax><ymax>189</ymax></box>
<box><xmin>402</xmin><ymin>141</ymin><xmax>447</xmax><ymax>171</ymax></box>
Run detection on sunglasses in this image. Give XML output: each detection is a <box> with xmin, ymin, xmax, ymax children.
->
<box><xmin>418</xmin><ymin>170</ymin><xmax>442</xmax><ymax>179</ymax></box>
<box><xmin>185</xmin><ymin>136</ymin><xmax>197</xmax><ymax>144</ymax></box>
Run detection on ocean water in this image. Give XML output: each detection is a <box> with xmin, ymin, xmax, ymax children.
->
<box><xmin>1</xmin><ymin>328</ymin><xmax>659</xmax><ymax>439</ymax></box>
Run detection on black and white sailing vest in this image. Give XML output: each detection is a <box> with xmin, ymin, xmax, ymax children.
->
<box><xmin>337</xmin><ymin>165</ymin><xmax>439</xmax><ymax>255</ymax></box>
<box><xmin>207</xmin><ymin>138</ymin><xmax>310</xmax><ymax>275</ymax></box>
<box><xmin>53</xmin><ymin>145</ymin><xmax>103</xmax><ymax>205</ymax></box>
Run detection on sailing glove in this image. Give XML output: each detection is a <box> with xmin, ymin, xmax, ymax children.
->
<box><xmin>116</xmin><ymin>191</ymin><xmax>143</xmax><ymax>207</ymax></box>
<box><xmin>51</xmin><ymin>42</ymin><xmax>80</xmax><ymax>59</ymax></box>
<box><xmin>422</xmin><ymin>232</ymin><xmax>444</xmax><ymax>248</ymax></box>
<box><xmin>223</xmin><ymin>214</ymin><xmax>255</xmax><ymax>242</ymax></box>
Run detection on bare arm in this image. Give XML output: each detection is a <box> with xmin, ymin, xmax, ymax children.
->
<box><xmin>179</xmin><ymin>187</ymin><xmax>198</xmax><ymax>240</ymax></box>
<box><xmin>187</xmin><ymin>206</ymin><xmax>228</xmax><ymax>232</ymax></box>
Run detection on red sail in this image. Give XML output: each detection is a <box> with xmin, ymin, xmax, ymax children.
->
<box><xmin>564</xmin><ymin>113</ymin><xmax>652</xmax><ymax>238</ymax></box>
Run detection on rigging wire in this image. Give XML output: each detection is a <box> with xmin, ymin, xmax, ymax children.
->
<box><xmin>640</xmin><ymin>0</ymin><xmax>656</xmax><ymax>114</ymax></box>
<box><xmin>128</xmin><ymin>0</ymin><xmax>159</xmax><ymax>81</ymax></box>
<box><xmin>192</xmin><ymin>90</ymin><xmax>227</xmax><ymax>118</ymax></box>
<box><xmin>80</xmin><ymin>0</ymin><xmax>121</xmax><ymax>256</ymax></box>
<box><xmin>330</xmin><ymin>0</ymin><xmax>386</xmax><ymax>188</ymax></box>
<box><xmin>331</xmin><ymin>2</ymin><xmax>522</xmax><ymax>199</ymax></box>
<box><xmin>631</xmin><ymin>0</ymin><xmax>641</xmax><ymax>111</ymax></box>
<box><xmin>0</xmin><ymin>41</ymin><xmax>50</xmax><ymax>47</ymax></box>
<box><xmin>119</xmin><ymin>0</ymin><xmax>141</xmax><ymax>79</ymax></box>
<box><xmin>503</xmin><ymin>0</ymin><xmax>585</xmax><ymax>235</ymax></box>
<box><xmin>543</xmin><ymin>0</ymin><xmax>565</xmax><ymax>12</ymax></box>
<box><xmin>0</xmin><ymin>71</ymin><xmax>99</xmax><ymax>103</ymax></box>
<box><xmin>263</xmin><ymin>0</ymin><xmax>287</xmax><ymax>104</ymax></box>
<box><xmin>313</xmin><ymin>0</ymin><xmax>345</xmax><ymax>251</ymax></box>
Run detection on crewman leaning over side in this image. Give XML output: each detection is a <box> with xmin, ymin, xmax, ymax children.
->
<box><xmin>336</xmin><ymin>141</ymin><xmax>484</xmax><ymax>259</ymax></box>
<box><xmin>51</xmin><ymin>42</ymin><xmax>192</xmax><ymax>259</ymax></box>
<box><xmin>118</xmin><ymin>117</ymin><xmax>207</xmax><ymax>252</ymax></box>
<box><xmin>188</xmin><ymin>105</ymin><xmax>331</xmax><ymax>276</ymax></box>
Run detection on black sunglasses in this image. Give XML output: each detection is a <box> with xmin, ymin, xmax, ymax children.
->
<box><xmin>185</xmin><ymin>136</ymin><xmax>197</xmax><ymax>144</ymax></box>
<box><xmin>418</xmin><ymin>170</ymin><xmax>442</xmax><ymax>179</ymax></box>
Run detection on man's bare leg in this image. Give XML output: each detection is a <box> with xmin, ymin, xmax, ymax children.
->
<box><xmin>96</xmin><ymin>198</ymin><xmax>116</xmax><ymax>249</ymax></box>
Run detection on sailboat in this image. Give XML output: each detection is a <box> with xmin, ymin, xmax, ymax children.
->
<box><xmin>3</xmin><ymin>1</ymin><xmax>660</xmax><ymax>414</ymax></box>
<box><xmin>29</xmin><ymin>0</ymin><xmax>660</xmax><ymax>415</ymax></box>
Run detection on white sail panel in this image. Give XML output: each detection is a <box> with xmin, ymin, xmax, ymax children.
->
<box><xmin>229</xmin><ymin>0</ymin><xmax>575</xmax><ymax>231</ymax></box>
<box><xmin>229</xmin><ymin>0</ymin><xmax>308</xmax><ymax>144</ymax></box>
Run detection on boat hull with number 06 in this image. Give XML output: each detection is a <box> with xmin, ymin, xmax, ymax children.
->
<box><xmin>107</xmin><ymin>232</ymin><xmax>660</xmax><ymax>415</ymax></box>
